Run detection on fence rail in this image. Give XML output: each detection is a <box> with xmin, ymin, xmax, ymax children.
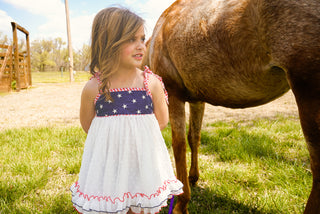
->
<box><xmin>0</xmin><ymin>22</ymin><xmax>31</xmax><ymax>92</ymax></box>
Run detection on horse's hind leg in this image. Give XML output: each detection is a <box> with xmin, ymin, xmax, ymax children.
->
<box><xmin>188</xmin><ymin>102</ymin><xmax>205</xmax><ymax>185</ymax></box>
<box><xmin>287</xmin><ymin>66</ymin><xmax>320</xmax><ymax>214</ymax></box>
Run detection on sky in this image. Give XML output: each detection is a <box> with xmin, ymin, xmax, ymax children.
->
<box><xmin>0</xmin><ymin>0</ymin><xmax>176</xmax><ymax>50</ymax></box>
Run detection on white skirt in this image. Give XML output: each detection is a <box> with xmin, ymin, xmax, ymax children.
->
<box><xmin>70</xmin><ymin>114</ymin><xmax>183</xmax><ymax>214</ymax></box>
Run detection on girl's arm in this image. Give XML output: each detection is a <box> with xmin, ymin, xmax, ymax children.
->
<box><xmin>80</xmin><ymin>79</ymin><xmax>98</xmax><ymax>133</ymax></box>
<box><xmin>149</xmin><ymin>75</ymin><xmax>169</xmax><ymax>130</ymax></box>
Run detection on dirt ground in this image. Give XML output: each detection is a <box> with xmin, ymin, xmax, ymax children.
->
<box><xmin>0</xmin><ymin>82</ymin><xmax>299</xmax><ymax>131</ymax></box>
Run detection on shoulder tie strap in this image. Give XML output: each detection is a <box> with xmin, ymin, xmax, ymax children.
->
<box><xmin>143</xmin><ymin>66</ymin><xmax>169</xmax><ymax>104</ymax></box>
<box><xmin>90</xmin><ymin>72</ymin><xmax>102</xmax><ymax>84</ymax></box>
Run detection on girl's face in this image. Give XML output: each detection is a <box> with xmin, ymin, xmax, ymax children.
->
<box><xmin>119</xmin><ymin>25</ymin><xmax>146</xmax><ymax>70</ymax></box>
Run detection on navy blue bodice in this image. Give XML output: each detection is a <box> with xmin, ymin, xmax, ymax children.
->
<box><xmin>95</xmin><ymin>89</ymin><xmax>154</xmax><ymax>117</ymax></box>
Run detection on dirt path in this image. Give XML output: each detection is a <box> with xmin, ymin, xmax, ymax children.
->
<box><xmin>0</xmin><ymin>83</ymin><xmax>84</xmax><ymax>130</ymax></box>
<box><xmin>0</xmin><ymin>82</ymin><xmax>299</xmax><ymax>130</ymax></box>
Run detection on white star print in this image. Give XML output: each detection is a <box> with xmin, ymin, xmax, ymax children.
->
<box><xmin>128</xmin><ymin>91</ymin><xmax>132</xmax><ymax>94</ymax></box>
<box><xmin>145</xmin><ymin>105</ymin><xmax>149</xmax><ymax>109</ymax></box>
<box><xmin>113</xmin><ymin>109</ymin><xmax>117</xmax><ymax>113</ymax></box>
<box><xmin>137</xmin><ymin>110</ymin><xmax>141</xmax><ymax>114</ymax></box>
<box><xmin>142</xmin><ymin>95</ymin><xmax>146</xmax><ymax>99</ymax></box>
<box><xmin>123</xmin><ymin>104</ymin><xmax>127</xmax><ymax>109</ymax></box>
<box><xmin>107</xmin><ymin>100</ymin><xmax>112</xmax><ymax>103</ymax></box>
<box><xmin>100</xmin><ymin>104</ymin><xmax>103</xmax><ymax>109</ymax></box>
<box><xmin>132</xmin><ymin>99</ymin><xmax>136</xmax><ymax>103</ymax></box>
<box><xmin>117</xmin><ymin>94</ymin><xmax>122</xmax><ymax>98</ymax></box>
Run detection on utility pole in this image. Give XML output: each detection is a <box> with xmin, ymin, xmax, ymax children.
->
<box><xmin>65</xmin><ymin>0</ymin><xmax>74</xmax><ymax>82</ymax></box>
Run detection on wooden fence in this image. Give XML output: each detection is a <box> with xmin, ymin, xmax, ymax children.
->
<box><xmin>0</xmin><ymin>44</ymin><xmax>13</xmax><ymax>91</ymax></box>
<box><xmin>0</xmin><ymin>22</ymin><xmax>31</xmax><ymax>92</ymax></box>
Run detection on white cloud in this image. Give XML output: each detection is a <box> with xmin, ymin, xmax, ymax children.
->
<box><xmin>2</xmin><ymin>0</ymin><xmax>93</xmax><ymax>50</ymax></box>
<box><xmin>138</xmin><ymin>0</ymin><xmax>175</xmax><ymax>38</ymax></box>
<box><xmin>0</xmin><ymin>10</ymin><xmax>15</xmax><ymax>39</ymax></box>
<box><xmin>143</xmin><ymin>0</ymin><xmax>175</xmax><ymax>14</ymax></box>
<box><xmin>3</xmin><ymin>0</ymin><xmax>65</xmax><ymax>17</ymax></box>
<box><xmin>0</xmin><ymin>0</ymin><xmax>175</xmax><ymax>50</ymax></box>
<box><xmin>70</xmin><ymin>13</ymin><xmax>95</xmax><ymax>49</ymax></box>
<box><xmin>36</xmin><ymin>12</ymin><xmax>95</xmax><ymax>50</ymax></box>
<box><xmin>125</xmin><ymin>0</ymin><xmax>139</xmax><ymax>5</ymax></box>
<box><xmin>36</xmin><ymin>13</ymin><xmax>66</xmax><ymax>40</ymax></box>
<box><xmin>2</xmin><ymin>0</ymin><xmax>68</xmax><ymax>46</ymax></box>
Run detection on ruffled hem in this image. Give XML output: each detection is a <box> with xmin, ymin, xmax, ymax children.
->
<box><xmin>70</xmin><ymin>180</ymin><xmax>183</xmax><ymax>214</ymax></box>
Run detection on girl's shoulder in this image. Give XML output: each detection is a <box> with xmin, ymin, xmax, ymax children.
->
<box><xmin>143</xmin><ymin>66</ymin><xmax>169</xmax><ymax>104</ymax></box>
<box><xmin>147</xmin><ymin>73</ymin><xmax>162</xmax><ymax>91</ymax></box>
<box><xmin>143</xmin><ymin>67</ymin><xmax>164</xmax><ymax>92</ymax></box>
<box><xmin>82</xmin><ymin>76</ymin><xmax>100</xmax><ymax>99</ymax></box>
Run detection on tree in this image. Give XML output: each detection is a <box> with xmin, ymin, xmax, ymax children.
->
<box><xmin>74</xmin><ymin>44</ymin><xmax>90</xmax><ymax>71</ymax></box>
<box><xmin>0</xmin><ymin>32</ymin><xmax>10</xmax><ymax>45</ymax></box>
<box><xmin>4</xmin><ymin>34</ymin><xmax>90</xmax><ymax>72</ymax></box>
<box><xmin>52</xmin><ymin>37</ymin><xmax>66</xmax><ymax>71</ymax></box>
<box><xmin>31</xmin><ymin>39</ymin><xmax>56</xmax><ymax>72</ymax></box>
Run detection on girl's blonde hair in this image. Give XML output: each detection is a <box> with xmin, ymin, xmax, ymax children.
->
<box><xmin>90</xmin><ymin>7</ymin><xmax>145</xmax><ymax>99</ymax></box>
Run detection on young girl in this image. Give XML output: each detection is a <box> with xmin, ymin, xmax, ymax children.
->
<box><xmin>70</xmin><ymin>7</ymin><xmax>183</xmax><ymax>214</ymax></box>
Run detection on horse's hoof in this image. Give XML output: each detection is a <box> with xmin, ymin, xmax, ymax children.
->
<box><xmin>173</xmin><ymin>208</ymin><xmax>189</xmax><ymax>214</ymax></box>
<box><xmin>173</xmin><ymin>202</ymin><xmax>189</xmax><ymax>214</ymax></box>
<box><xmin>188</xmin><ymin>175</ymin><xmax>199</xmax><ymax>186</ymax></box>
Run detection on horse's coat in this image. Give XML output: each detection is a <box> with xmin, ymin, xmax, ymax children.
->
<box><xmin>143</xmin><ymin>0</ymin><xmax>320</xmax><ymax>213</ymax></box>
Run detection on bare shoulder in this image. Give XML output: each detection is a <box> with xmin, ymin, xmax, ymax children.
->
<box><xmin>136</xmin><ymin>68</ymin><xmax>145</xmax><ymax>85</ymax></box>
<box><xmin>148</xmin><ymin>73</ymin><xmax>163</xmax><ymax>93</ymax></box>
<box><xmin>82</xmin><ymin>77</ymin><xmax>99</xmax><ymax>99</ymax></box>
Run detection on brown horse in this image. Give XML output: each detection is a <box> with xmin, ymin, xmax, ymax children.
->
<box><xmin>143</xmin><ymin>0</ymin><xmax>320</xmax><ymax>213</ymax></box>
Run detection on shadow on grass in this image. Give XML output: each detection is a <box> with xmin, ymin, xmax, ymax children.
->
<box><xmin>200</xmin><ymin>127</ymin><xmax>305</xmax><ymax>166</ymax></box>
<box><xmin>0</xmin><ymin>173</ymin><xmax>50</xmax><ymax>213</ymax></box>
<box><xmin>187</xmin><ymin>185</ymin><xmax>278</xmax><ymax>214</ymax></box>
<box><xmin>0</xmin><ymin>180</ymin><xmax>77</xmax><ymax>213</ymax></box>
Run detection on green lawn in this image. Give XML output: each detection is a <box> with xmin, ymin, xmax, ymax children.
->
<box><xmin>0</xmin><ymin>116</ymin><xmax>311</xmax><ymax>213</ymax></box>
<box><xmin>32</xmin><ymin>71</ymin><xmax>91</xmax><ymax>84</ymax></box>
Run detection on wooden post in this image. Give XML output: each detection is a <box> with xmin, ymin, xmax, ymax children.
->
<box><xmin>0</xmin><ymin>45</ymin><xmax>12</xmax><ymax>79</ymax></box>
<box><xmin>10</xmin><ymin>22</ymin><xmax>31</xmax><ymax>90</ymax></box>
<box><xmin>26</xmin><ymin>32</ymin><xmax>31</xmax><ymax>86</ymax></box>
<box><xmin>11</xmin><ymin>22</ymin><xmax>20</xmax><ymax>91</ymax></box>
<box><xmin>65</xmin><ymin>0</ymin><xmax>74</xmax><ymax>82</ymax></box>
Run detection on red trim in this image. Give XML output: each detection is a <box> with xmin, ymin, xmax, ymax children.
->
<box><xmin>73</xmin><ymin>206</ymin><xmax>82</xmax><ymax>214</ymax></box>
<box><xmin>95</xmin><ymin>113</ymin><xmax>154</xmax><ymax>118</ymax></box>
<box><xmin>94</xmin><ymin>93</ymin><xmax>101</xmax><ymax>105</ymax></box>
<box><xmin>91</xmin><ymin>73</ymin><xmax>147</xmax><ymax>93</ymax></box>
<box><xmin>73</xmin><ymin>179</ymin><xmax>181</xmax><ymax>204</ymax></box>
<box><xmin>91</xmin><ymin>68</ymin><xmax>169</xmax><ymax>105</ymax></box>
<box><xmin>74</xmin><ymin>202</ymin><xmax>169</xmax><ymax>214</ymax></box>
<box><xmin>143</xmin><ymin>66</ymin><xmax>169</xmax><ymax>105</ymax></box>
<box><xmin>110</xmin><ymin>88</ymin><xmax>146</xmax><ymax>92</ymax></box>
<box><xmin>93</xmin><ymin>88</ymin><xmax>148</xmax><ymax>105</ymax></box>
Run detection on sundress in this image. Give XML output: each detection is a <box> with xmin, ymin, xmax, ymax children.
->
<box><xmin>70</xmin><ymin>66</ymin><xmax>183</xmax><ymax>214</ymax></box>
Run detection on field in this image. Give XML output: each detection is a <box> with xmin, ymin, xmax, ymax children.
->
<box><xmin>0</xmin><ymin>71</ymin><xmax>311</xmax><ymax>213</ymax></box>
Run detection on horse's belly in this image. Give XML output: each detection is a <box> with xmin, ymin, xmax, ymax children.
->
<box><xmin>180</xmin><ymin>66</ymin><xmax>290</xmax><ymax>108</ymax></box>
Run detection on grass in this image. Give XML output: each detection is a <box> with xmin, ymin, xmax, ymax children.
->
<box><xmin>191</xmin><ymin>116</ymin><xmax>310</xmax><ymax>214</ymax></box>
<box><xmin>0</xmin><ymin>115</ymin><xmax>311</xmax><ymax>213</ymax></box>
<box><xmin>0</xmin><ymin>71</ymin><xmax>91</xmax><ymax>96</ymax></box>
<box><xmin>0</xmin><ymin>126</ymin><xmax>85</xmax><ymax>213</ymax></box>
<box><xmin>32</xmin><ymin>71</ymin><xmax>91</xmax><ymax>84</ymax></box>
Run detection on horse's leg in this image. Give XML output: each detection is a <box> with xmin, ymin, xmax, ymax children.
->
<box><xmin>188</xmin><ymin>102</ymin><xmax>205</xmax><ymax>185</ymax></box>
<box><xmin>287</xmin><ymin>68</ymin><xmax>320</xmax><ymax>214</ymax></box>
<box><xmin>169</xmin><ymin>96</ymin><xmax>189</xmax><ymax>214</ymax></box>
